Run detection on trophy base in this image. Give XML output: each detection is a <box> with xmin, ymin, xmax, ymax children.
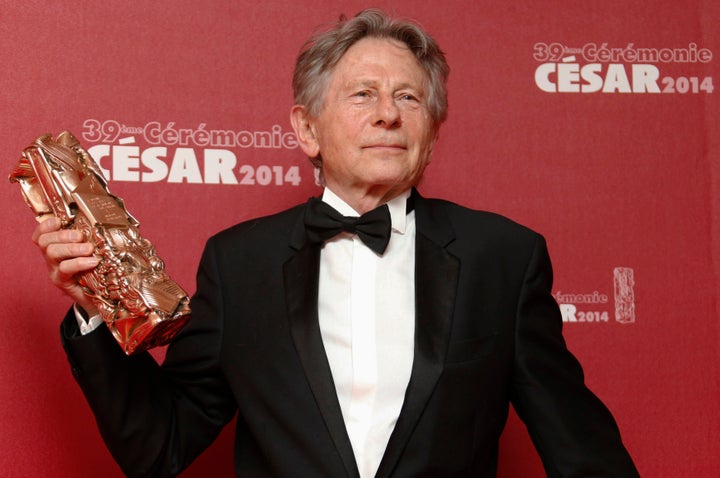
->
<box><xmin>110</xmin><ymin>303</ymin><xmax>191</xmax><ymax>355</ymax></box>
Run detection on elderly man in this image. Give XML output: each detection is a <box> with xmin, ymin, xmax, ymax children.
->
<box><xmin>33</xmin><ymin>9</ymin><xmax>638</xmax><ymax>478</ymax></box>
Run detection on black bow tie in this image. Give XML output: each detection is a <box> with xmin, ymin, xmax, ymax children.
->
<box><xmin>304</xmin><ymin>197</ymin><xmax>392</xmax><ymax>254</ymax></box>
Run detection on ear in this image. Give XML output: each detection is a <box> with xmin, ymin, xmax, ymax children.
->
<box><xmin>290</xmin><ymin>105</ymin><xmax>320</xmax><ymax>158</ymax></box>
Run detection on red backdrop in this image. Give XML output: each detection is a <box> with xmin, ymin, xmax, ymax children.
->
<box><xmin>1</xmin><ymin>1</ymin><xmax>718</xmax><ymax>476</ymax></box>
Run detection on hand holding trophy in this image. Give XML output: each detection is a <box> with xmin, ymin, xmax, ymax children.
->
<box><xmin>10</xmin><ymin>131</ymin><xmax>191</xmax><ymax>355</ymax></box>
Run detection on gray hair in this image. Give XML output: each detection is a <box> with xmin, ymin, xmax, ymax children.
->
<box><xmin>293</xmin><ymin>9</ymin><xmax>450</xmax><ymax>126</ymax></box>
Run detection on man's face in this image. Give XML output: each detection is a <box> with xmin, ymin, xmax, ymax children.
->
<box><xmin>298</xmin><ymin>37</ymin><xmax>438</xmax><ymax>204</ymax></box>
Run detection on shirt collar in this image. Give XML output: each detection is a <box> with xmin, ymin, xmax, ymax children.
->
<box><xmin>321</xmin><ymin>188</ymin><xmax>411</xmax><ymax>235</ymax></box>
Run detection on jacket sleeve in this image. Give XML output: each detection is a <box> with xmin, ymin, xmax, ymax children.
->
<box><xmin>61</xmin><ymin>236</ymin><xmax>237</xmax><ymax>477</ymax></box>
<box><xmin>510</xmin><ymin>234</ymin><xmax>639</xmax><ymax>477</ymax></box>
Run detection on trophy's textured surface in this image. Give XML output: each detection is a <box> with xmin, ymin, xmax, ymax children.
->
<box><xmin>9</xmin><ymin>132</ymin><xmax>191</xmax><ymax>354</ymax></box>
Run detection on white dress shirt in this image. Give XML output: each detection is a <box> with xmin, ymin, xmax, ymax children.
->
<box><xmin>318</xmin><ymin>188</ymin><xmax>416</xmax><ymax>478</ymax></box>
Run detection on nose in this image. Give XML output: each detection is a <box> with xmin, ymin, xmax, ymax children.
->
<box><xmin>373</xmin><ymin>94</ymin><xmax>401</xmax><ymax>128</ymax></box>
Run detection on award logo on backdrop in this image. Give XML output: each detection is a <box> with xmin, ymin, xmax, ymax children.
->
<box><xmin>80</xmin><ymin>119</ymin><xmax>303</xmax><ymax>186</ymax></box>
<box><xmin>533</xmin><ymin>42</ymin><xmax>714</xmax><ymax>94</ymax></box>
<box><xmin>554</xmin><ymin>267</ymin><xmax>636</xmax><ymax>325</ymax></box>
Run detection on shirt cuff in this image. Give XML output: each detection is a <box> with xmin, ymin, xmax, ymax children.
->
<box><xmin>73</xmin><ymin>303</ymin><xmax>104</xmax><ymax>335</ymax></box>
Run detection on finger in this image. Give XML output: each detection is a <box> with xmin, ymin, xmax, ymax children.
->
<box><xmin>56</xmin><ymin>256</ymin><xmax>101</xmax><ymax>277</ymax></box>
<box><xmin>36</xmin><ymin>228</ymin><xmax>87</xmax><ymax>250</ymax></box>
<box><xmin>31</xmin><ymin>216</ymin><xmax>61</xmax><ymax>243</ymax></box>
<box><xmin>45</xmin><ymin>242</ymin><xmax>96</xmax><ymax>263</ymax></box>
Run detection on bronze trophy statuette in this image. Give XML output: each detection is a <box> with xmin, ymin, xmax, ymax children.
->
<box><xmin>9</xmin><ymin>131</ymin><xmax>191</xmax><ymax>355</ymax></box>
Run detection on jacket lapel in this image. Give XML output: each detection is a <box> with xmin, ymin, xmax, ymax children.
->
<box><xmin>284</xmin><ymin>209</ymin><xmax>360</xmax><ymax>478</ymax></box>
<box><xmin>376</xmin><ymin>193</ymin><xmax>460</xmax><ymax>478</ymax></box>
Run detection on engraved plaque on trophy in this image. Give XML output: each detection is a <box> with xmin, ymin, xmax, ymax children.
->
<box><xmin>9</xmin><ymin>131</ymin><xmax>191</xmax><ymax>355</ymax></box>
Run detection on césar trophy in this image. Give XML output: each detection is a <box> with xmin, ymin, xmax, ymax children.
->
<box><xmin>9</xmin><ymin>131</ymin><xmax>191</xmax><ymax>355</ymax></box>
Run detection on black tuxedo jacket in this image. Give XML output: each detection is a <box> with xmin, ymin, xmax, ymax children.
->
<box><xmin>61</xmin><ymin>192</ymin><xmax>638</xmax><ymax>477</ymax></box>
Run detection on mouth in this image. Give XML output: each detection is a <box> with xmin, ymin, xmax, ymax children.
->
<box><xmin>363</xmin><ymin>144</ymin><xmax>407</xmax><ymax>151</ymax></box>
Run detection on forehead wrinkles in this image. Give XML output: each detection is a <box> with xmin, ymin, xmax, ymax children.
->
<box><xmin>333</xmin><ymin>41</ymin><xmax>428</xmax><ymax>94</ymax></box>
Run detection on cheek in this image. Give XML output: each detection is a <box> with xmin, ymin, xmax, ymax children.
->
<box><xmin>319</xmin><ymin>118</ymin><xmax>362</xmax><ymax>153</ymax></box>
<box><xmin>411</xmin><ymin>129</ymin><xmax>436</xmax><ymax>160</ymax></box>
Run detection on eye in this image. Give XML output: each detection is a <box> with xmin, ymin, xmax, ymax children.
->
<box><xmin>399</xmin><ymin>93</ymin><xmax>419</xmax><ymax>102</ymax></box>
